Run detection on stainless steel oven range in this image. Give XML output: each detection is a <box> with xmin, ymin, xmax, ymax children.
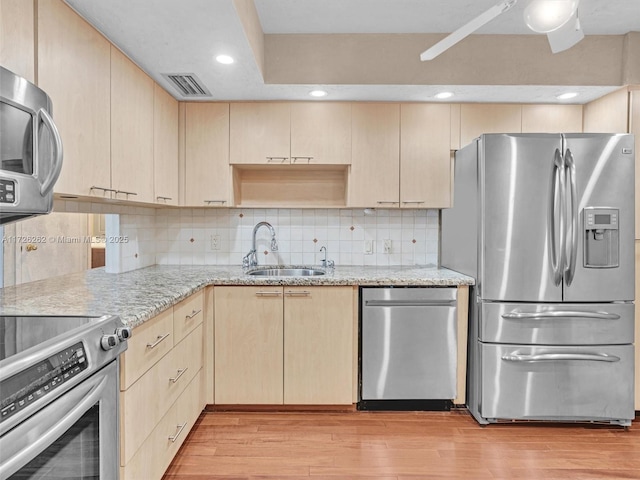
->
<box><xmin>0</xmin><ymin>315</ymin><xmax>130</xmax><ymax>479</ymax></box>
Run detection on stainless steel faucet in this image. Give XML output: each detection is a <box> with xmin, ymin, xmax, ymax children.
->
<box><xmin>319</xmin><ymin>246</ymin><xmax>334</xmax><ymax>269</ymax></box>
<box><xmin>243</xmin><ymin>221</ymin><xmax>278</xmax><ymax>268</ymax></box>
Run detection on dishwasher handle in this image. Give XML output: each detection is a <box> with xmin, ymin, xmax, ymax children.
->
<box><xmin>364</xmin><ymin>300</ymin><xmax>456</xmax><ymax>307</ymax></box>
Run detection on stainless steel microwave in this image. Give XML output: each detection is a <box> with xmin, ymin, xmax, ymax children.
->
<box><xmin>0</xmin><ymin>66</ymin><xmax>63</xmax><ymax>225</ymax></box>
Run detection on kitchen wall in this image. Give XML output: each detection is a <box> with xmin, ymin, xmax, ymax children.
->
<box><xmin>53</xmin><ymin>200</ymin><xmax>440</xmax><ymax>273</ymax></box>
<box><xmin>110</xmin><ymin>208</ymin><xmax>439</xmax><ymax>272</ymax></box>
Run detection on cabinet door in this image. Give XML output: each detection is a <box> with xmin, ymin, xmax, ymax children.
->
<box><xmin>184</xmin><ymin>103</ymin><xmax>230</xmax><ymax>206</ymax></box>
<box><xmin>290</xmin><ymin>102</ymin><xmax>351</xmax><ymax>164</ymax></box>
<box><xmin>229</xmin><ymin>103</ymin><xmax>290</xmax><ymax>164</ymax></box>
<box><xmin>350</xmin><ymin>103</ymin><xmax>400</xmax><ymax>207</ymax></box>
<box><xmin>1</xmin><ymin>0</ymin><xmax>34</xmax><ymax>81</ymax></box>
<box><xmin>111</xmin><ymin>46</ymin><xmax>154</xmax><ymax>203</ymax></box>
<box><xmin>283</xmin><ymin>287</ymin><xmax>353</xmax><ymax>404</ymax></box>
<box><xmin>214</xmin><ymin>287</ymin><xmax>284</xmax><ymax>404</ymax></box>
<box><xmin>400</xmin><ymin>103</ymin><xmax>452</xmax><ymax>208</ymax></box>
<box><xmin>153</xmin><ymin>84</ymin><xmax>179</xmax><ymax>205</ymax></box>
<box><xmin>38</xmin><ymin>0</ymin><xmax>111</xmax><ymax>197</ymax></box>
<box><xmin>459</xmin><ymin>104</ymin><xmax>522</xmax><ymax>147</ymax></box>
<box><xmin>521</xmin><ymin>104</ymin><xmax>583</xmax><ymax>133</ymax></box>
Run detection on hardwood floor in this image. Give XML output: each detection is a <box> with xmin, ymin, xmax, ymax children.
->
<box><xmin>163</xmin><ymin>409</ymin><xmax>640</xmax><ymax>479</ymax></box>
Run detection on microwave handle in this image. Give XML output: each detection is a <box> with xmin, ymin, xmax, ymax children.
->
<box><xmin>36</xmin><ymin>108</ymin><xmax>64</xmax><ymax>196</ymax></box>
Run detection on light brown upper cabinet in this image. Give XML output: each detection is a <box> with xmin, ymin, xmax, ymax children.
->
<box><xmin>290</xmin><ymin>102</ymin><xmax>351</xmax><ymax>164</ymax></box>
<box><xmin>459</xmin><ymin>104</ymin><xmax>523</xmax><ymax>147</ymax></box>
<box><xmin>400</xmin><ymin>104</ymin><xmax>453</xmax><ymax>208</ymax></box>
<box><xmin>349</xmin><ymin>103</ymin><xmax>400</xmax><ymax>207</ymax></box>
<box><xmin>153</xmin><ymin>84</ymin><xmax>179</xmax><ymax>206</ymax></box>
<box><xmin>521</xmin><ymin>105</ymin><xmax>583</xmax><ymax>133</ymax></box>
<box><xmin>110</xmin><ymin>46</ymin><xmax>154</xmax><ymax>203</ymax></box>
<box><xmin>229</xmin><ymin>103</ymin><xmax>290</xmax><ymax>164</ymax></box>
<box><xmin>1</xmin><ymin>0</ymin><xmax>35</xmax><ymax>82</ymax></box>
<box><xmin>184</xmin><ymin>103</ymin><xmax>230</xmax><ymax>206</ymax></box>
<box><xmin>38</xmin><ymin>0</ymin><xmax>111</xmax><ymax>198</ymax></box>
<box><xmin>229</xmin><ymin>102</ymin><xmax>352</xmax><ymax>165</ymax></box>
<box><xmin>583</xmin><ymin>88</ymin><xmax>629</xmax><ymax>133</ymax></box>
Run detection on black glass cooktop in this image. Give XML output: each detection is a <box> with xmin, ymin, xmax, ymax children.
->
<box><xmin>0</xmin><ymin>316</ymin><xmax>105</xmax><ymax>363</ymax></box>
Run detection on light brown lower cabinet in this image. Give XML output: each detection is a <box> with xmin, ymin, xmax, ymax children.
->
<box><xmin>119</xmin><ymin>291</ymin><xmax>205</xmax><ymax>480</ymax></box>
<box><xmin>214</xmin><ymin>286</ymin><xmax>355</xmax><ymax>405</ymax></box>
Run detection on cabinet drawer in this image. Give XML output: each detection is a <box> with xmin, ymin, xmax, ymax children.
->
<box><xmin>480</xmin><ymin>302</ymin><xmax>634</xmax><ymax>345</ymax></box>
<box><xmin>120</xmin><ymin>308</ymin><xmax>173</xmax><ymax>390</ymax></box>
<box><xmin>121</xmin><ymin>373</ymin><xmax>202</xmax><ymax>480</ymax></box>
<box><xmin>173</xmin><ymin>290</ymin><xmax>204</xmax><ymax>344</ymax></box>
<box><xmin>120</xmin><ymin>324</ymin><xmax>203</xmax><ymax>464</ymax></box>
<box><xmin>479</xmin><ymin>343</ymin><xmax>634</xmax><ymax>422</ymax></box>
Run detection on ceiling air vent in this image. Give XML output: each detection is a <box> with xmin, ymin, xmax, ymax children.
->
<box><xmin>162</xmin><ymin>73</ymin><xmax>212</xmax><ymax>98</ymax></box>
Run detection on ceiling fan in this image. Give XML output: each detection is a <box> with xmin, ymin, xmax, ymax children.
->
<box><xmin>420</xmin><ymin>0</ymin><xmax>584</xmax><ymax>61</ymax></box>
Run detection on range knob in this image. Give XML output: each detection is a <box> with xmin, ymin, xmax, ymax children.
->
<box><xmin>100</xmin><ymin>334</ymin><xmax>120</xmax><ymax>351</ymax></box>
<box><xmin>116</xmin><ymin>326</ymin><xmax>132</xmax><ymax>342</ymax></box>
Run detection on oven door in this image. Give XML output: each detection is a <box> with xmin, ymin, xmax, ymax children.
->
<box><xmin>0</xmin><ymin>361</ymin><xmax>119</xmax><ymax>479</ymax></box>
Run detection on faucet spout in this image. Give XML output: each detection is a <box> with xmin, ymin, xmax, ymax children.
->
<box><xmin>244</xmin><ymin>221</ymin><xmax>278</xmax><ymax>268</ymax></box>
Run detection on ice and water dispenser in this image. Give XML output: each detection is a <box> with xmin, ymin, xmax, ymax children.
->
<box><xmin>583</xmin><ymin>207</ymin><xmax>619</xmax><ymax>268</ymax></box>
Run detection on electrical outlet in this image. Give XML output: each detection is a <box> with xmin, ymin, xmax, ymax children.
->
<box><xmin>384</xmin><ymin>239</ymin><xmax>392</xmax><ymax>253</ymax></box>
<box><xmin>211</xmin><ymin>234</ymin><xmax>221</xmax><ymax>250</ymax></box>
<box><xmin>364</xmin><ymin>239</ymin><xmax>374</xmax><ymax>255</ymax></box>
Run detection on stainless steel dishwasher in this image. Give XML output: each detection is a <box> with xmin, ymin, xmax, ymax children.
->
<box><xmin>359</xmin><ymin>287</ymin><xmax>458</xmax><ymax>410</ymax></box>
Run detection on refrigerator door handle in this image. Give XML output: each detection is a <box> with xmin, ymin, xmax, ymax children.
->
<box><xmin>563</xmin><ymin>148</ymin><xmax>579</xmax><ymax>286</ymax></box>
<box><xmin>548</xmin><ymin>148</ymin><xmax>565</xmax><ymax>286</ymax></box>
<box><xmin>502</xmin><ymin>310</ymin><xmax>621</xmax><ymax>320</ymax></box>
<box><xmin>502</xmin><ymin>352</ymin><xmax>621</xmax><ymax>363</ymax></box>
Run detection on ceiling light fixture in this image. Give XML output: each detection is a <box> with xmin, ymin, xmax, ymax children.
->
<box><xmin>215</xmin><ymin>54</ymin><xmax>235</xmax><ymax>65</ymax></box>
<box><xmin>435</xmin><ymin>92</ymin><xmax>454</xmax><ymax>99</ymax></box>
<box><xmin>556</xmin><ymin>92</ymin><xmax>578</xmax><ymax>100</ymax></box>
<box><xmin>524</xmin><ymin>0</ymin><xmax>579</xmax><ymax>33</ymax></box>
<box><xmin>309</xmin><ymin>90</ymin><xmax>328</xmax><ymax>98</ymax></box>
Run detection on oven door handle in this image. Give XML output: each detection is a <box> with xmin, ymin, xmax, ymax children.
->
<box><xmin>0</xmin><ymin>372</ymin><xmax>109</xmax><ymax>479</ymax></box>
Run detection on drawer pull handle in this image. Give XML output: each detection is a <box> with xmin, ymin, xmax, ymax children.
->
<box><xmin>255</xmin><ymin>291</ymin><xmax>282</xmax><ymax>297</ymax></box>
<box><xmin>146</xmin><ymin>333</ymin><xmax>170</xmax><ymax>349</ymax></box>
<box><xmin>502</xmin><ymin>352</ymin><xmax>620</xmax><ymax>363</ymax></box>
<box><xmin>169</xmin><ymin>367</ymin><xmax>188</xmax><ymax>383</ymax></box>
<box><xmin>502</xmin><ymin>311</ymin><xmax>620</xmax><ymax>320</ymax></box>
<box><xmin>204</xmin><ymin>200</ymin><xmax>226</xmax><ymax>204</ymax></box>
<box><xmin>185</xmin><ymin>309</ymin><xmax>202</xmax><ymax>320</ymax></box>
<box><xmin>168</xmin><ymin>423</ymin><xmax>187</xmax><ymax>443</ymax></box>
<box><xmin>401</xmin><ymin>201</ymin><xmax>425</xmax><ymax>204</ymax></box>
<box><xmin>285</xmin><ymin>290</ymin><xmax>311</xmax><ymax>296</ymax></box>
<box><xmin>376</xmin><ymin>201</ymin><xmax>400</xmax><ymax>205</ymax></box>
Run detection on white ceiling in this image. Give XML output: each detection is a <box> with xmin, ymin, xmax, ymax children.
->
<box><xmin>64</xmin><ymin>0</ymin><xmax>640</xmax><ymax>104</ymax></box>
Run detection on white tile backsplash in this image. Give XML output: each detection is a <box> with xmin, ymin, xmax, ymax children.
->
<box><xmin>106</xmin><ymin>207</ymin><xmax>440</xmax><ymax>271</ymax></box>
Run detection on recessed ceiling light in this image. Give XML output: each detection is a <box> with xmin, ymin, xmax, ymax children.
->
<box><xmin>556</xmin><ymin>92</ymin><xmax>578</xmax><ymax>100</ymax></box>
<box><xmin>435</xmin><ymin>92</ymin><xmax>454</xmax><ymax>99</ymax></box>
<box><xmin>215</xmin><ymin>55</ymin><xmax>234</xmax><ymax>65</ymax></box>
<box><xmin>309</xmin><ymin>90</ymin><xmax>328</xmax><ymax>98</ymax></box>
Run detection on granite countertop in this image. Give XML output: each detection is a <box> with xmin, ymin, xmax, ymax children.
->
<box><xmin>0</xmin><ymin>265</ymin><xmax>474</xmax><ymax>328</ymax></box>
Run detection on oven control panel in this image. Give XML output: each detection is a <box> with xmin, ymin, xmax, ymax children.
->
<box><xmin>0</xmin><ymin>342</ymin><xmax>89</xmax><ymax>422</ymax></box>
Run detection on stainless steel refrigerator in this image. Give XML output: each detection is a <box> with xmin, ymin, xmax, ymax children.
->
<box><xmin>442</xmin><ymin>133</ymin><xmax>635</xmax><ymax>426</ymax></box>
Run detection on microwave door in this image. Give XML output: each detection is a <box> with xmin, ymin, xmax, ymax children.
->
<box><xmin>0</xmin><ymin>102</ymin><xmax>34</xmax><ymax>175</ymax></box>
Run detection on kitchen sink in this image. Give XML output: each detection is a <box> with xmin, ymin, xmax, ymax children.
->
<box><xmin>246</xmin><ymin>267</ymin><xmax>326</xmax><ymax>276</ymax></box>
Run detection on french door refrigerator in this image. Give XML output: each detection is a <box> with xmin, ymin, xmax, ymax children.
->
<box><xmin>442</xmin><ymin>133</ymin><xmax>635</xmax><ymax>426</ymax></box>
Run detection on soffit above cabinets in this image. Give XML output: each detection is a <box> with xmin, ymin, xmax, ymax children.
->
<box><xmin>63</xmin><ymin>0</ymin><xmax>640</xmax><ymax>103</ymax></box>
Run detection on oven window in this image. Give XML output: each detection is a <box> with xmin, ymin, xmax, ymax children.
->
<box><xmin>0</xmin><ymin>102</ymin><xmax>34</xmax><ymax>175</ymax></box>
<box><xmin>9</xmin><ymin>405</ymin><xmax>100</xmax><ymax>479</ymax></box>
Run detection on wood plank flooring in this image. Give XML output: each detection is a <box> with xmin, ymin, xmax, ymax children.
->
<box><xmin>163</xmin><ymin>409</ymin><xmax>640</xmax><ymax>479</ymax></box>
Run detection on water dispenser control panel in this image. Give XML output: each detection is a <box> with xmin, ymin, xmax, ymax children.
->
<box><xmin>583</xmin><ymin>207</ymin><xmax>619</xmax><ymax>268</ymax></box>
